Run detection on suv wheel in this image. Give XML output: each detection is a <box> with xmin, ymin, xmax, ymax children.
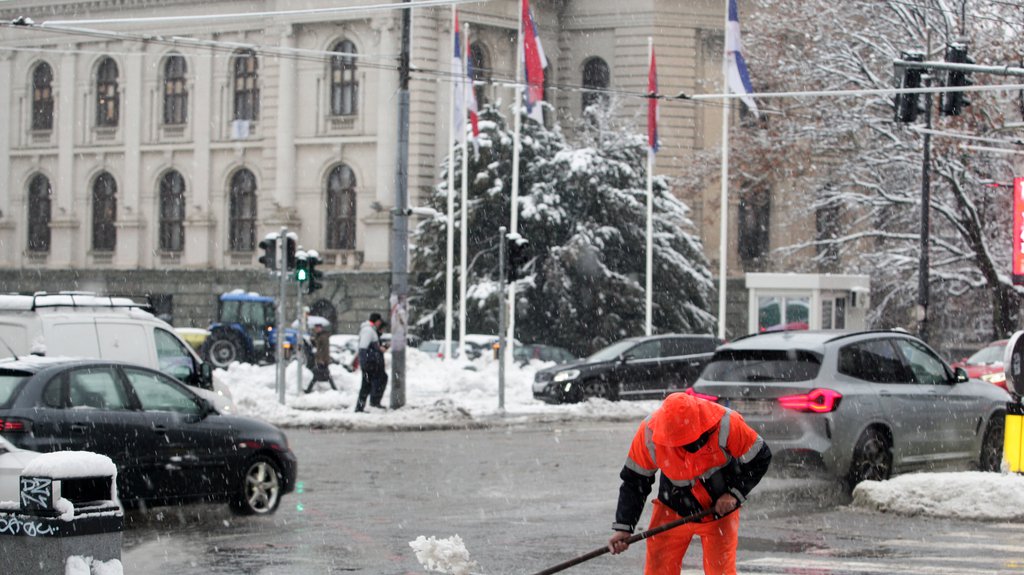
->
<box><xmin>230</xmin><ymin>455</ymin><xmax>282</xmax><ymax>516</ymax></box>
<box><xmin>979</xmin><ymin>414</ymin><xmax>1005</xmax><ymax>472</ymax></box>
<box><xmin>847</xmin><ymin>428</ymin><xmax>892</xmax><ymax>487</ymax></box>
<box><xmin>581</xmin><ymin>379</ymin><xmax>615</xmax><ymax>401</ymax></box>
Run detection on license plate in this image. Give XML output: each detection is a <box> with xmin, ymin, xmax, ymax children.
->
<box><xmin>727</xmin><ymin>399</ymin><xmax>772</xmax><ymax>415</ymax></box>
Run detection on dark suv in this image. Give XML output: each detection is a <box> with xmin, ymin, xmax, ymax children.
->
<box><xmin>532</xmin><ymin>334</ymin><xmax>720</xmax><ymax>403</ymax></box>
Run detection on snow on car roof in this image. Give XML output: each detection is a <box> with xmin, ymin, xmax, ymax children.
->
<box><xmin>0</xmin><ymin>356</ymin><xmax>101</xmax><ymax>372</ymax></box>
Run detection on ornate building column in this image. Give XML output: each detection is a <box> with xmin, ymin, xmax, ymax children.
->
<box><xmin>0</xmin><ymin>51</ymin><xmax>13</xmax><ymax>265</ymax></box>
<box><xmin>186</xmin><ymin>42</ymin><xmax>215</xmax><ymax>268</ymax></box>
<box><xmin>274</xmin><ymin>24</ymin><xmax>297</xmax><ymax>216</ymax></box>
<box><xmin>365</xmin><ymin>14</ymin><xmax>398</xmax><ymax>269</ymax></box>
<box><xmin>116</xmin><ymin>49</ymin><xmax>145</xmax><ymax>268</ymax></box>
<box><xmin>51</xmin><ymin>49</ymin><xmax>78</xmax><ymax>268</ymax></box>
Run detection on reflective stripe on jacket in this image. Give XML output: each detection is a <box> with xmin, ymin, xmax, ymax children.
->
<box><xmin>613</xmin><ymin>392</ymin><xmax>771</xmax><ymax>532</ymax></box>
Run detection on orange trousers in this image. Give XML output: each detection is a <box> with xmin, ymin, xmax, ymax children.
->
<box><xmin>644</xmin><ymin>500</ymin><xmax>740</xmax><ymax>575</ymax></box>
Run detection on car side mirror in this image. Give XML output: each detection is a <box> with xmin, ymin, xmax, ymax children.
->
<box><xmin>619</xmin><ymin>354</ymin><xmax>632</xmax><ymax>364</ymax></box>
<box><xmin>201</xmin><ymin>361</ymin><xmax>213</xmax><ymax>381</ymax></box>
<box><xmin>196</xmin><ymin>396</ymin><xmax>216</xmax><ymax>417</ymax></box>
<box><xmin>954</xmin><ymin>367</ymin><xmax>969</xmax><ymax>384</ymax></box>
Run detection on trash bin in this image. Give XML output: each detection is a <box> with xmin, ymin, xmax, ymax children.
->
<box><xmin>0</xmin><ymin>451</ymin><xmax>122</xmax><ymax>572</ymax></box>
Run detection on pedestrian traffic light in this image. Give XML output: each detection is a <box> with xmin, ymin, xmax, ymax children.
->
<box><xmin>295</xmin><ymin>253</ymin><xmax>309</xmax><ymax>282</ymax></box>
<box><xmin>941</xmin><ymin>43</ymin><xmax>973</xmax><ymax>116</ymax></box>
<box><xmin>506</xmin><ymin>236</ymin><xmax>530</xmax><ymax>281</ymax></box>
<box><xmin>306</xmin><ymin>250</ymin><xmax>324</xmax><ymax>294</ymax></box>
<box><xmin>258</xmin><ymin>235</ymin><xmax>278</xmax><ymax>270</ymax></box>
<box><xmin>894</xmin><ymin>51</ymin><xmax>924</xmax><ymax>123</ymax></box>
<box><xmin>285</xmin><ymin>235</ymin><xmax>297</xmax><ymax>271</ymax></box>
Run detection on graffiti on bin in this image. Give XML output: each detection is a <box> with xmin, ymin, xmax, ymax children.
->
<box><xmin>20</xmin><ymin>477</ymin><xmax>52</xmax><ymax>510</ymax></box>
<box><xmin>0</xmin><ymin>515</ymin><xmax>57</xmax><ymax>537</ymax></box>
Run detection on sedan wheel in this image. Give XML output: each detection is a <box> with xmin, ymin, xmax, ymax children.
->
<box><xmin>979</xmin><ymin>415</ymin><xmax>1005</xmax><ymax>472</ymax></box>
<box><xmin>582</xmin><ymin>379</ymin><xmax>614</xmax><ymax>401</ymax></box>
<box><xmin>231</xmin><ymin>456</ymin><xmax>282</xmax><ymax>516</ymax></box>
<box><xmin>847</xmin><ymin>428</ymin><xmax>892</xmax><ymax>488</ymax></box>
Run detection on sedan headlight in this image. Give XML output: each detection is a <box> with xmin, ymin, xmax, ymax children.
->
<box><xmin>981</xmin><ymin>372</ymin><xmax>1006</xmax><ymax>385</ymax></box>
<box><xmin>553</xmin><ymin>369</ymin><xmax>581</xmax><ymax>383</ymax></box>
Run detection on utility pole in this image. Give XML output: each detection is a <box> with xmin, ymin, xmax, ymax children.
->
<box><xmin>497</xmin><ymin>226</ymin><xmax>507</xmax><ymax>411</ymax></box>
<box><xmin>917</xmin><ymin>75</ymin><xmax>933</xmax><ymax>344</ymax></box>
<box><xmin>390</xmin><ymin>0</ymin><xmax>411</xmax><ymax>409</ymax></box>
<box><xmin>276</xmin><ymin>226</ymin><xmax>288</xmax><ymax>404</ymax></box>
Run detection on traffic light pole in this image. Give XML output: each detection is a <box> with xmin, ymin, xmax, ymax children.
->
<box><xmin>295</xmin><ymin>279</ymin><xmax>304</xmax><ymax>395</ymax></box>
<box><xmin>498</xmin><ymin>226</ymin><xmax>507</xmax><ymax>411</ymax></box>
<box><xmin>276</xmin><ymin>227</ymin><xmax>288</xmax><ymax>404</ymax></box>
<box><xmin>917</xmin><ymin>79</ymin><xmax>933</xmax><ymax>344</ymax></box>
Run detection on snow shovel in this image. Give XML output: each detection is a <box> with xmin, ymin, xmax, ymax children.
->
<box><xmin>528</xmin><ymin>507</ymin><xmax>716</xmax><ymax>575</ymax></box>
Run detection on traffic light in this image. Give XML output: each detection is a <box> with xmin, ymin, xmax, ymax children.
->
<box><xmin>894</xmin><ymin>51</ymin><xmax>924</xmax><ymax>123</ymax></box>
<box><xmin>285</xmin><ymin>235</ymin><xmax>297</xmax><ymax>271</ymax></box>
<box><xmin>306</xmin><ymin>250</ymin><xmax>324</xmax><ymax>294</ymax></box>
<box><xmin>941</xmin><ymin>43</ymin><xmax>973</xmax><ymax>116</ymax></box>
<box><xmin>506</xmin><ymin>236</ymin><xmax>530</xmax><ymax>281</ymax></box>
<box><xmin>258</xmin><ymin>235</ymin><xmax>278</xmax><ymax>270</ymax></box>
<box><xmin>295</xmin><ymin>253</ymin><xmax>309</xmax><ymax>282</ymax></box>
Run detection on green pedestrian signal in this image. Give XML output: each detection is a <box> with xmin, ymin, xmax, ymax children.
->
<box><xmin>295</xmin><ymin>254</ymin><xmax>309</xmax><ymax>282</ymax></box>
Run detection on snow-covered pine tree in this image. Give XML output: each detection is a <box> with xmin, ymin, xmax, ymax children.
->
<box><xmin>411</xmin><ymin>104</ymin><xmax>715</xmax><ymax>356</ymax></box>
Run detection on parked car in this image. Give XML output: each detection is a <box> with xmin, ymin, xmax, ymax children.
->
<box><xmin>951</xmin><ymin>339</ymin><xmax>1009</xmax><ymax>390</ymax></box>
<box><xmin>0</xmin><ymin>435</ymin><xmax>39</xmax><ymax>503</ymax></box>
<box><xmin>532</xmin><ymin>334</ymin><xmax>720</xmax><ymax>403</ymax></box>
<box><xmin>514</xmin><ymin>344</ymin><xmax>576</xmax><ymax>365</ymax></box>
<box><xmin>688</xmin><ymin>330</ymin><xmax>1009</xmax><ymax>487</ymax></box>
<box><xmin>0</xmin><ymin>357</ymin><xmax>297</xmax><ymax>515</ymax></box>
<box><xmin>0</xmin><ymin>292</ymin><xmax>232</xmax><ymax>413</ymax></box>
<box><xmin>419</xmin><ymin>339</ymin><xmax>461</xmax><ymax>359</ymax></box>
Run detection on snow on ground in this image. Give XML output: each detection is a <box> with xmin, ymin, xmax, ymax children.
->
<box><xmin>217</xmin><ymin>348</ymin><xmax>658</xmax><ymax>431</ymax></box>
<box><xmin>218</xmin><ymin>349</ymin><xmax>1024</xmax><ymax>524</ymax></box>
<box><xmin>409</xmin><ymin>535</ymin><xmax>477</xmax><ymax>575</ymax></box>
<box><xmin>851</xmin><ymin>471</ymin><xmax>1024</xmax><ymax>521</ymax></box>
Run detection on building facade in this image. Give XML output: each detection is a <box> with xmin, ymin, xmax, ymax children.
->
<box><xmin>0</xmin><ymin>0</ymin><xmax>769</xmax><ymax>335</ymax></box>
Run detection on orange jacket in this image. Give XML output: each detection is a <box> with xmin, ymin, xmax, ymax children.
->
<box><xmin>613</xmin><ymin>393</ymin><xmax>771</xmax><ymax>532</ymax></box>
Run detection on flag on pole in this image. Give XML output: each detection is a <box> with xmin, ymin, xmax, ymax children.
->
<box><xmin>521</xmin><ymin>0</ymin><xmax>547</xmax><ymax>122</ymax></box>
<box><xmin>725</xmin><ymin>0</ymin><xmax>758</xmax><ymax>116</ymax></box>
<box><xmin>453</xmin><ymin>12</ymin><xmax>467</xmax><ymax>137</ymax></box>
<box><xmin>463</xmin><ymin>26</ymin><xmax>480</xmax><ymax>146</ymax></box>
<box><xmin>648</xmin><ymin>45</ymin><xmax>659</xmax><ymax>153</ymax></box>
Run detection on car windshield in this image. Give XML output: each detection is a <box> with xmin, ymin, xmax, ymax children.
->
<box><xmin>701</xmin><ymin>349</ymin><xmax>823</xmax><ymax>382</ymax></box>
<box><xmin>967</xmin><ymin>343</ymin><xmax>1005</xmax><ymax>365</ymax></box>
<box><xmin>0</xmin><ymin>372</ymin><xmax>29</xmax><ymax>408</ymax></box>
<box><xmin>587</xmin><ymin>340</ymin><xmax>638</xmax><ymax>362</ymax></box>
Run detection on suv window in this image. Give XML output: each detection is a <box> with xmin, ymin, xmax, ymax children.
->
<box><xmin>0</xmin><ymin>371</ymin><xmax>29</xmax><ymax>408</ymax></box>
<box><xmin>663</xmin><ymin>337</ymin><xmax>715</xmax><ymax>357</ymax></box>
<box><xmin>894</xmin><ymin>339</ymin><xmax>950</xmax><ymax>385</ymax></box>
<box><xmin>629</xmin><ymin>340</ymin><xmax>661</xmax><ymax>360</ymax></box>
<box><xmin>155</xmin><ymin>327</ymin><xmax>195</xmax><ymax>381</ymax></box>
<box><xmin>839</xmin><ymin>339</ymin><xmax>909</xmax><ymax>384</ymax></box>
<box><xmin>702</xmin><ymin>349</ymin><xmax>822</xmax><ymax>382</ymax></box>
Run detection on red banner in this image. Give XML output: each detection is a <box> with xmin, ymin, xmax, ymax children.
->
<box><xmin>1014</xmin><ymin>177</ymin><xmax>1024</xmax><ymax>284</ymax></box>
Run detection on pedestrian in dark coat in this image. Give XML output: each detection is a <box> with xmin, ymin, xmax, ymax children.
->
<box><xmin>355</xmin><ymin>313</ymin><xmax>386</xmax><ymax>411</ymax></box>
<box><xmin>305</xmin><ymin>323</ymin><xmax>337</xmax><ymax>392</ymax></box>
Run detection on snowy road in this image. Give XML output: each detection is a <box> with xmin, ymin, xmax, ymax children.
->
<box><xmin>121</xmin><ymin>421</ymin><xmax>1024</xmax><ymax>574</ymax></box>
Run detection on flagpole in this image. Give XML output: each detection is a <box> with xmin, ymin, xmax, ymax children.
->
<box><xmin>717</xmin><ymin>0</ymin><xmax>730</xmax><ymax>341</ymax></box>
<box><xmin>444</xmin><ymin>6</ymin><xmax>457</xmax><ymax>361</ymax></box>
<box><xmin>507</xmin><ymin>0</ymin><xmax>525</xmax><ymax>366</ymax></box>
<box><xmin>645</xmin><ymin>37</ymin><xmax>654</xmax><ymax>337</ymax></box>
<box><xmin>458</xmin><ymin>20</ymin><xmax>471</xmax><ymax>361</ymax></box>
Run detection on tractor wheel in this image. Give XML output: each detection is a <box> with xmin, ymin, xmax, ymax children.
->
<box><xmin>205</xmin><ymin>330</ymin><xmax>249</xmax><ymax>368</ymax></box>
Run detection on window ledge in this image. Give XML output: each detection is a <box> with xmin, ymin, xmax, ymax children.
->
<box><xmin>160</xmin><ymin>124</ymin><xmax>188</xmax><ymax>139</ymax></box>
<box><xmin>95</xmin><ymin>126</ymin><xmax>118</xmax><ymax>140</ymax></box>
<box><xmin>228</xmin><ymin>252</ymin><xmax>254</xmax><ymax>266</ymax></box>
<box><xmin>159</xmin><ymin>252</ymin><xmax>183</xmax><ymax>264</ymax></box>
<box><xmin>328</xmin><ymin>115</ymin><xmax>357</xmax><ymax>131</ymax></box>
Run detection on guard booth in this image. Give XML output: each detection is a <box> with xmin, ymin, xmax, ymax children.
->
<box><xmin>745</xmin><ymin>273</ymin><xmax>871</xmax><ymax>334</ymax></box>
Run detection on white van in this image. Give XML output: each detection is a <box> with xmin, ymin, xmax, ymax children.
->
<box><xmin>0</xmin><ymin>293</ymin><xmax>234</xmax><ymax>412</ymax></box>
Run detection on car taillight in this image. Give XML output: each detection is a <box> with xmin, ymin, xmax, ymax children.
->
<box><xmin>778</xmin><ymin>389</ymin><xmax>842</xmax><ymax>413</ymax></box>
<box><xmin>685</xmin><ymin>388</ymin><xmax>719</xmax><ymax>402</ymax></box>
<box><xmin>0</xmin><ymin>418</ymin><xmax>31</xmax><ymax>432</ymax></box>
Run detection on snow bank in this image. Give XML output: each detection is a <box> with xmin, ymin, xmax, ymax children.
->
<box><xmin>22</xmin><ymin>451</ymin><xmax>116</xmax><ymax>479</ymax></box>
<box><xmin>65</xmin><ymin>556</ymin><xmax>123</xmax><ymax>575</ymax></box>
<box><xmin>409</xmin><ymin>535</ymin><xmax>478</xmax><ymax>575</ymax></box>
<box><xmin>851</xmin><ymin>471</ymin><xmax>1024</xmax><ymax>520</ymax></box>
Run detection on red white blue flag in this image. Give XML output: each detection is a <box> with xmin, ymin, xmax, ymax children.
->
<box><xmin>648</xmin><ymin>46</ymin><xmax>659</xmax><ymax>153</ymax></box>
<box><xmin>726</xmin><ymin>0</ymin><xmax>758</xmax><ymax>116</ymax></box>
<box><xmin>521</xmin><ymin>0</ymin><xmax>547</xmax><ymax>119</ymax></box>
<box><xmin>453</xmin><ymin>14</ymin><xmax>480</xmax><ymax>144</ymax></box>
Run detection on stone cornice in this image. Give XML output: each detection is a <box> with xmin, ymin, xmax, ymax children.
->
<box><xmin>0</xmin><ymin>0</ymin><xmax>206</xmax><ymax>20</ymax></box>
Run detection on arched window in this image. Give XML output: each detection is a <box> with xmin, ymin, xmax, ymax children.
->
<box><xmin>32</xmin><ymin>62</ymin><xmax>54</xmax><ymax>131</ymax></box>
<box><xmin>229</xmin><ymin>169</ymin><xmax>257</xmax><ymax>251</ymax></box>
<box><xmin>163</xmin><ymin>55</ymin><xmax>188</xmax><ymax>125</ymax></box>
<box><xmin>96</xmin><ymin>57</ymin><xmax>119</xmax><ymax>127</ymax></box>
<box><xmin>232</xmin><ymin>50</ymin><xmax>259</xmax><ymax>121</ymax></box>
<box><xmin>159</xmin><ymin>171</ymin><xmax>186</xmax><ymax>252</ymax></box>
<box><xmin>27</xmin><ymin>174</ymin><xmax>51</xmax><ymax>252</ymax></box>
<box><xmin>469</xmin><ymin>43</ymin><xmax>489</xmax><ymax>107</ymax></box>
<box><xmin>92</xmin><ymin>172</ymin><xmax>118</xmax><ymax>252</ymax></box>
<box><xmin>325</xmin><ymin>164</ymin><xmax>356</xmax><ymax>250</ymax></box>
<box><xmin>581</xmin><ymin>57</ymin><xmax>610</xmax><ymax>114</ymax></box>
<box><xmin>738</xmin><ymin>186</ymin><xmax>770</xmax><ymax>265</ymax></box>
<box><xmin>330</xmin><ymin>40</ymin><xmax>358</xmax><ymax>116</ymax></box>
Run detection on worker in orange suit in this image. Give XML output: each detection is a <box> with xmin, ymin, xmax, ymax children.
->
<box><xmin>607</xmin><ymin>392</ymin><xmax>772</xmax><ymax>574</ymax></box>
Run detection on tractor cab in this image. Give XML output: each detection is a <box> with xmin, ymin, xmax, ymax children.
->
<box><xmin>202</xmin><ymin>291</ymin><xmax>302</xmax><ymax>368</ymax></box>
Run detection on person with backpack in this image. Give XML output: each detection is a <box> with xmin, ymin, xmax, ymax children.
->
<box><xmin>355</xmin><ymin>313</ymin><xmax>386</xmax><ymax>411</ymax></box>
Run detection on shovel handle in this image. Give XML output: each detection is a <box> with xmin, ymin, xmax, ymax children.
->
<box><xmin>527</xmin><ymin>508</ymin><xmax>715</xmax><ymax>575</ymax></box>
